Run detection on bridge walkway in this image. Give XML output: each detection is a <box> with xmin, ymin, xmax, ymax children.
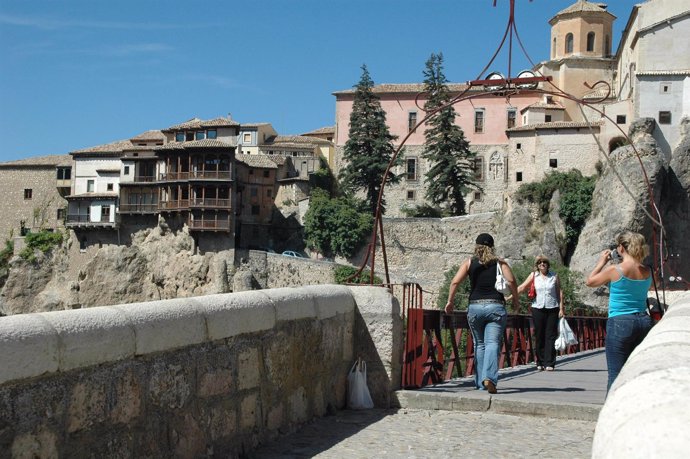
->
<box><xmin>253</xmin><ymin>349</ymin><xmax>606</xmax><ymax>458</ymax></box>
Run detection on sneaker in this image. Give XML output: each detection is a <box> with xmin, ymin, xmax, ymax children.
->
<box><xmin>482</xmin><ymin>379</ymin><xmax>497</xmax><ymax>394</ymax></box>
<box><xmin>545</xmin><ymin>366</ymin><xmax>554</xmax><ymax>371</ymax></box>
<box><xmin>537</xmin><ymin>365</ymin><xmax>544</xmax><ymax>371</ymax></box>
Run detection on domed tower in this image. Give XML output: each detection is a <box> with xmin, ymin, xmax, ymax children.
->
<box><xmin>550</xmin><ymin>0</ymin><xmax>615</xmax><ymax>60</ymax></box>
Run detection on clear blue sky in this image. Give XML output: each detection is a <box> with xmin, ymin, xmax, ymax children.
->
<box><xmin>0</xmin><ymin>0</ymin><xmax>641</xmax><ymax>162</ymax></box>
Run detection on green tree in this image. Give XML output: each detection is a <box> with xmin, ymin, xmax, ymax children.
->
<box><xmin>304</xmin><ymin>189</ymin><xmax>373</xmax><ymax>258</ymax></box>
<box><xmin>339</xmin><ymin>65</ymin><xmax>400</xmax><ymax>215</ymax></box>
<box><xmin>422</xmin><ymin>53</ymin><xmax>478</xmax><ymax>215</ymax></box>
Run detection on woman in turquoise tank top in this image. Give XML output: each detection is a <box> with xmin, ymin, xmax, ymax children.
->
<box><xmin>586</xmin><ymin>231</ymin><xmax>653</xmax><ymax>393</ymax></box>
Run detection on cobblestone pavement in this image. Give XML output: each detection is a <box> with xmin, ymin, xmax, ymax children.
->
<box><xmin>253</xmin><ymin>408</ymin><xmax>595</xmax><ymax>458</ymax></box>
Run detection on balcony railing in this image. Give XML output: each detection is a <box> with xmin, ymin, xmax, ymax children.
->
<box><xmin>187</xmin><ymin>218</ymin><xmax>231</xmax><ymax>231</ymax></box>
<box><xmin>118</xmin><ymin>203</ymin><xmax>158</xmax><ymax>214</ymax></box>
<box><xmin>133</xmin><ymin>175</ymin><xmax>157</xmax><ymax>183</ymax></box>
<box><xmin>158</xmin><ymin>200</ymin><xmax>189</xmax><ymax>210</ymax></box>
<box><xmin>159</xmin><ymin>171</ymin><xmax>231</xmax><ymax>181</ymax></box>
<box><xmin>189</xmin><ymin>198</ymin><xmax>231</xmax><ymax>209</ymax></box>
<box><xmin>65</xmin><ymin>214</ymin><xmax>117</xmax><ymax>226</ymax></box>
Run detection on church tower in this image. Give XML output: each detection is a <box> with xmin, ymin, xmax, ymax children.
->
<box><xmin>549</xmin><ymin>0</ymin><xmax>615</xmax><ymax>60</ymax></box>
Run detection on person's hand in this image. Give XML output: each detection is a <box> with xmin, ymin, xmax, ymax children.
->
<box><xmin>444</xmin><ymin>302</ymin><xmax>454</xmax><ymax>315</ymax></box>
<box><xmin>559</xmin><ymin>307</ymin><xmax>565</xmax><ymax>318</ymax></box>
<box><xmin>599</xmin><ymin>249</ymin><xmax>612</xmax><ymax>263</ymax></box>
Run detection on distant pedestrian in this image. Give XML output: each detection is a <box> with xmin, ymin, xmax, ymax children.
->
<box><xmin>445</xmin><ymin>233</ymin><xmax>520</xmax><ymax>394</ymax></box>
<box><xmin>516</xmin><ymin>256</ymin><xmax>565</xmax><ymax>371</ymax></box>
<box><xmin>586</xmin><ymin>231</ymin><xmax>653</xmax><ymax>393</ymax></box>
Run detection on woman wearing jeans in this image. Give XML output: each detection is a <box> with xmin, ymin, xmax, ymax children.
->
<box><xmin>517</xmin><ymin>256</ymin><xmax>565</xmax><ymax>371</ymax></box>
<box><xmin>445</xmin><ymin>233</ymin><xmax>520</xmax><ymax>394</ymax></box>
<box><xmin>586</xmin><ymin>231</ymin><xmax>653</xmax><ymax>393</ymax></box>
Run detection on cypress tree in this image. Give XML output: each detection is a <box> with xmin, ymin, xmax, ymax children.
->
<box><xmin>339</xmin><ymin>65</ymin><xmax>399</xmax><ymax>215</ymax></box>
<box><xmin>422</xmin><ymin>53</ymin><xmax>477</xmax><ymax>215</ymax></box>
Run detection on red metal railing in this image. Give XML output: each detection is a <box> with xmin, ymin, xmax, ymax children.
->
<box><xmin>399</xmin><ymin>283</ymin><xmax>608</xmax><ymax>388</ymax></box>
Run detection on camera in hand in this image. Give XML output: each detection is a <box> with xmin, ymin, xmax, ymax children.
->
<box><xmin>609</xmin><ymin>244</ymin><xmax>622</xmax><ymax>263</ymax></box>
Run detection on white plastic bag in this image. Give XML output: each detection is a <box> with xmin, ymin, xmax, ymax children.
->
<box><xmin>347</xmin><ymin>358</ymin><xmax>374</xmax><ymax>410</ymax></box>
<box><xmin>495</xmin><ymin>262</ymin><xmax>511</xmax><ymax>295</ymax></box>
<box><xmin>555</xmin><ymin>317</ymin><xmax>578</xmax><ymax>351</ymax></box>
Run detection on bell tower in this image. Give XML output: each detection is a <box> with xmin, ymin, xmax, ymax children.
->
<box><xmin>549</xmin><ymin>0</ymin><xmax>615</xmax><ymax>60</ymax></box>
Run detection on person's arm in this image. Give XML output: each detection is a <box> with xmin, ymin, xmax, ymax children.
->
<box><xmin>556</xmin><ymin>275</ymin><xmax>565</xmax><ymax>318</ymax></box>
<box><xmin>586</xmin><ymin>249</ymin><xmax>616</xmax><ymax>287</ymax></box>
<box><xmin>500</xmin><ymin>260</ymin><xmax>521</xmax><ymax>313</ymax></box>
<box><xmin>445</xmin><ymin>258</ymin><xmax>470</xmax><ymax>314</ymax></box>
<box><xmin>516</xmin><ymin>271</ymin><xmax>534</xmax><ymax>295</ymax></box>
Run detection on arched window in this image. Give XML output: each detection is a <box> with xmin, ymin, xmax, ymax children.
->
<box><xmin>552</xmin><ymin>38</ymin><xmax>557</xmax><ymax>57</ymax></box>
<box><xmin>605</xmin><ymin>35</ymin><xmax>610</xmax><ymax>56</ymax></box>
<box><xmin>587</xmin><ymin>32</ymin><xmax>595</xmax><ymax>52</ymax></box>
<box><xmin>565</xmin><ymin>33</ymin><xmax>574</xmax><ymax>54</ymax></box>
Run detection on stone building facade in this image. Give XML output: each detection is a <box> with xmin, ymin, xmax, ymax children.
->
<box><xmin>0</xmin><ymin>155</ymin><xmax>72</xmax><ymax>242</ymax></box>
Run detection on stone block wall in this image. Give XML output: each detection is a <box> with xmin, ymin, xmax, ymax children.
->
<box><xmin>592</xmin><ymin>293</ymin><xmax>690</xmax><ymax>458</ymax></box>
<box><xmin>0</xmin><ymin>285</ymin><xmax>402</xmax><ymax>457</ymax></box>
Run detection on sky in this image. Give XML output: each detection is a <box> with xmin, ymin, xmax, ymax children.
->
<box><xmin>0</xmin><ymin>0</ymin><xmax>642</xmax><ymax>162</ymax></box>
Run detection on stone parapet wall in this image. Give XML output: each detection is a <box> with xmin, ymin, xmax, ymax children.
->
<box><xmin>592</xmin><ymin>293</ymin><xmax>690</xmax><ymax>458</ymax></box>
<box><xmin>0</xmin><ymin>285</ymin><xmax>402</xmax><ymax>457</ymax></box>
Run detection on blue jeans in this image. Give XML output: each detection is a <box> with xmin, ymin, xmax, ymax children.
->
<box><xmin>468</xmin><ymin>302</ymin><xmax>507</xmax><ymax>389</ymax></box>
<box><xmin>605</xmin><ymin>312</ymin><xmax>653</xmax><ymax>392</ymax></box>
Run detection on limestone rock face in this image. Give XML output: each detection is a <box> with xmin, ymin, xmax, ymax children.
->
<box><xmin>570</xmin><ymin>118</ymin><xmax>667</xmax><ymax>309</ymax></box>
<box><xmin>0</xmin><ymin>225</ymin><xmax>235</xmax><ymax>315</ymax></box>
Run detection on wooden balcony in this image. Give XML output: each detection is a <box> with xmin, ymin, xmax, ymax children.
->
<box><xmin>189</xmin><ymin>198</ymin><xmax>231</xmax><ymax>209</ymax></box>
<box><xmin>187</xmin><ymin>217</ymin><xmax>231</xmax><ymax>231</ymax></box>
<box><xmin>65</xmin><ymin>214</ymin><xmax>118</xmax><ymax>228</ymax></box>
<box><xmin>158</xmin><ymin>200</ymin><xmax>190</xmax><ymax>211</ymax></box>
<box><xmin>118</xmin><ymin>203</ymin><xmax>158</xmax><ymax>214</ymax></box>
<box><xmin>159</xmin><ymin>171</ymin><xmax>232</xmax><ymax>182</ymax></box>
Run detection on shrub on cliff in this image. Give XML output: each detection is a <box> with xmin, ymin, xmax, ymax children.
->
<box><xmin>20</xmin><ymin>230</ymin><xmax>63</xmax><ymax>262</ymax></box>
<box><xmin>334</xmin><ymin>265</ymin><xmax>382</xmax><ymax>285</ymax></box>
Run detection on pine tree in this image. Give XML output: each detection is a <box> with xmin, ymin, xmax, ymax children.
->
<box><xmin>422</xmin><ymin>53</ymin><xmax>477</xmax><ymax>215</ymax></box>
<box><xmin>339</xmin><ymin>65</ymin><xmax>399</xmax><ymax>215</ymax></box>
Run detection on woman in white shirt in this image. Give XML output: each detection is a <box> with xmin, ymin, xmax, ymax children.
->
<box><xmin>517</xmin><ymin>256</ymin><xmax>565</xmax><ymax>371</ymax></box>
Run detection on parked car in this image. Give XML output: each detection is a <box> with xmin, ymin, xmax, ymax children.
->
<box><xmin>281</xmin><ymin>250</ymin><xmax>304</xmax><ymax>258</ymax></box>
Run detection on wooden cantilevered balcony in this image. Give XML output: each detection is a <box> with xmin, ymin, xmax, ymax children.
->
<box><xmin>158</xmin><ymin>199</ymin><xmax>190</xmax><ymax>211</ymax></box>
<box><xmin>187</xmin><ymin>216</ymin><xmax>231</xmax><ymax>231</ymax></box>
<box><xmin>159</xmin><ymin>171</ymin><xmax>232</xmax><ymax>182</ymax></box>
<box><xmin>118</xmin><ymin>203</ymin><xmax>158</xmax><ymax>214</ymax></box>
<box><xmin>65</xmin><ymin>214</ymin><xmax>118</xmax><ymax>228</ymax></box>
<box><xmin>189</xmin><ymin>198</ymin><xmax>231</xmax><ymax>209</ymax></box>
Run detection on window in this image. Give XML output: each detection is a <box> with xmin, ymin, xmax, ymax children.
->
<box><xmin>249</xmin><ymin>169</ymin><xmax>254</xmax><ymax>175</ymax></box>
<box><xmin>107</xmin><ymin>183</ymin><xmax>114</xmax><ymax>192</ymax></box>
<box><xmin>56</xmin><ymin>167</ymin><xmax>71</xmax><ymax>180</ymax></box>
<box><xmin>659</xmin><ymin>111</ymin><xmax>672</xmax><ymax>125</ymax></box>
<box><xmin>407</xmin><ymin>190</ymin><xmax>415</xmax><ymax>200</ymax></box>
<box><xmin>507</xmin><ymin>109</ymin><xmax>516</xmax><ymax>129</ymax></box>
<box><xmin>250</xmin><ymin>187</ymin><xmax>258</xmax><ymax>197</ymax></box>
<box><xmin>251</xmin><ymin>205</ymin><xmax>260</xmax><ymax>215</ymax></box>
<box><xmin>124</xmin><ymin>166</ymin><xmax>130</xmax><ymax>175</ymax></box>
<box><xmin>552</xmin><ymin>38</ymin><xmax>557</xmax><ymax>57</ymax></box>
<box><xmin>605</xmin><ymin>35</ymin><xmax>610</xmax><ymax>56</ymax></box>
<box><xmin>586</xmin><ymin>32</ymin><xmax>595</xmax><ymax>52</ymax></box>
<box><xmin>176</xmin><ymin>132</ymin><xmax>185</xmax><ymax>142</ymax></box>
<box><xmin>266</xmin><ymin>188</ymin><xmax>272</xmax><ymax>197</ymax></box>
<box><xmin>24</xmin><ymin>188</ymin><xmax>32</xmax><ymax>200</ymax></box>
<box><xmin>87</xmin><ymin>180</ymin><xmax>95</xmax><ymax>192</ymax></box>
<box><xmin>474</xmin><ymin>192</ymin><xmax>482</xmax><ymax>201</ymax></box>
<box><xmin>616</xmin><ymin>115</ymin><xmax>627</xmax><ymax>124</ymax></box>
<box><xmin>516</xmin><ymin>143</ymin><xmax>522</xmax><ymax>150</ymax></box>
<box><xmin>195</xmin><ymin>131</ymin><xmax>205</xmax><ymax>140</ymax></box>
<box><xmin>545</xmin><ymin>114</ymin><xmax>552</xmax><ymax>122</ymax></box>
<box><xmin>516</xmin><ymin>172</ymin><xmax>523</xmax><ymax>182</ymax></box>
<box><xmin>263</xmin><ymin>170</ymin><xmax>270</xmax><ymax>178</ymax></box>
<box><xmin>207</xmin><ymin>130</ymin><xmax>217</xmax><ymax>139</ymax></box>
<box><xmin>57</xmin><ymin>208</ymin><xmax>66</xmax><ymax>221</ymax></box>
<box><xmin>243</xmin><ymin>133</ymin><xmax>252</xmax><ymax>143</ymax></box>
<box><xmin>408</xmin><ymin>112</ymin><xmax>417</xmax><ymax>133</ymax></box>
<box><xmin>474</xmin><ymin>157</ymin><xmax>484</xmax><ymax>181</ymax></box>
<box><xmin>406</xmin><ymin>158</ymin><xmax>417</xmax><ymax>180</ymax></box>
<box><xmin>660</xmin><ymin>82</ymin><xmax>671</xmax><ymax>94</ymax></box>
<box><xmin>565</xmin><ymin>33</ymin><xmax>573</xmax><ymax>54</ymax></box>
<box><xmin>474</xmin><ymin>110</ymin><xmax>485</xmax><ymax>133</ymax></box>
<box><xmin>101</xmin><ymin>205</ymin><xmax>111</xmax><ymax>221</ymax></box>
<box><xmin>549</xmin><ymin>158</ymin><xmax>558</xmax><ymax>168</ymax></box>
<box><xmin>185</xmin><ymin>132</ymin><xmax>194</xmax><ymax>141</ymax></box>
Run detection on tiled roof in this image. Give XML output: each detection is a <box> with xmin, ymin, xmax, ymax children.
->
<box><xmin>71</xmin><ymin>139</ymin><xmax>135</xmax><ymax>155</ymax></box>
<box><xmin>520</xmin><ymin>102</ymin><xmax>565</xmax><ymax>113</ymax></box>
<box><xmin>334</xmin><ymin>82</ymin><xmax>471</xmax><ymax>95</ymax></box>
<box><xmin>637</xmin><ymin>69</ymin><xmax>690</xmax><ymax>76</ymax></box>
<box><xmin>302</xmin><ymin>126</ymin><xmax>335</xmax><ymax>136</ymax></box>
<box><xmin>268</xmin><ymin>156</ymin><xmax>287</xmax><ymax>166</ymax></box>
<box><xmin>507</xmin><ymin>120</ymin><xmax>604</xmax><ymax>132</ymax></box>
<box><xmin>155</xmin><ymin>139</ymin><xmax>235</xmax><ymax>150</ymax></box>
<box><xmin>130</xmin><ymin>130</ymin><xmax>165</xmax><ymax>142</ymax></box>
<box><xmin>262</xmin><ymin>143</ymin><xmax>313</xmax><ymax>151</ymax></box>
<box><xmin>269</xmin><ymin>135</ymin><xmax>331</xmax><ymax>146</ymax></box>
<box><xmin>0</xmin><ymin>154</ymin><xmax>72</xmax><ymax>168</ymax></box>
<box><xmin>552</xmin><ymin>1</ymin><xmax>614</xmax><ymax>20</ymax></box>
<box><xmin>164</xmin><ymin>116</ymin><xmax>239</xmax><ymax>131</ymax></box>
<box><xmin>235</xmin><ymin>154</ymin><xmax>278</xmax><ymax>169</ymax></box>
<box><xmin>241</xmin><ymin>123</ymin><xmax>271</xmax><ymax>128</ymax></box>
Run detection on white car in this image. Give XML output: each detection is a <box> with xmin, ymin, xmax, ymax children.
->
<box><xmin>282</xmin><ymin>250</ymin><xmax>304</xmax><ymax>258</ymax></box>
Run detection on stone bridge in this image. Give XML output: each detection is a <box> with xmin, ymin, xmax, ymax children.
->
<box><xmin>1</xmin><ymin>287</ymin><xmax>688</xmax><ymax>458</ymax></box>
